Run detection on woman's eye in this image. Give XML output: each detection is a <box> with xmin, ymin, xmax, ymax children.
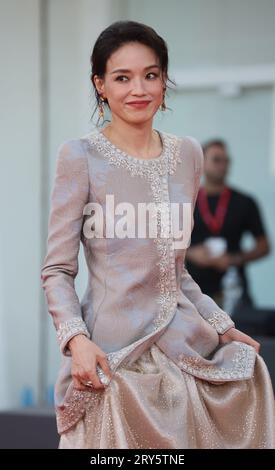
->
<box><xmin>115</xmin><ymin>75</ymin><xmax>128</xmax><ymax>82</ymax></box>
<box><xmin>115</xmin><ymin>73</ymin><xmax>159</xmax><ymax>82</ymax></box>
<box><xmin>146</xmin><ymin>72</ymin><xmax>158</xmax><ymax>79</ymax></box>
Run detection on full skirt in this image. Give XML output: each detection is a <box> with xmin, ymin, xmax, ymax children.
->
<box><xmin>58</xmin><ymin>343</ymin><xmax>275</xmax><ymax>449</ymax></box>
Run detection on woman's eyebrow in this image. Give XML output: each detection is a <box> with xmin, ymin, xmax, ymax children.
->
<box><xmin>110</xmin><ymin>64</ymin><xmax>160</xmax><ymax>74</ymax></box>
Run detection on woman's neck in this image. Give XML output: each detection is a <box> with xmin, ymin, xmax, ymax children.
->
<box><xmin>101</xmin><ymin>119</ymin><xmax>161</xmax><ymax>159</ymax></box>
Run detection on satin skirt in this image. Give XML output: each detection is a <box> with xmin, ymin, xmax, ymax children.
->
<box><xmin>58</xmin><ymin>343</ymin><xmax>275</xmax><ymax>449</ymax></box>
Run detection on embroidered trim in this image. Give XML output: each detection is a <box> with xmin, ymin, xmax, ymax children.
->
<box><xmin>177</xmin><ymin>342</ymin><xmax>256</xmax><ymax>382</ymax></box>
<box><xmin>207</xmin><ymin>311</ymin><xmax>235</xmax><ymax>335</ymax></box>
<box><xmin>57</xmin><ymin>317</ymin><xmax>90</xmax><ymax>355</ymax></box>
<box><xmin>56</xmin><ymin>388</ymin><xmax>101</xmax><ymax>434</ymax></box>
<box><xmin>88</xmin><ymin>129</ymin><xmax>182</xmax><ymax>177</ymax></box>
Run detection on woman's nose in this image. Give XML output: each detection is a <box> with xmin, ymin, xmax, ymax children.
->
<box><xmin>131</xmin><ymin>78</ymin><xmax>146</xmax><ymax>95</ymax></box>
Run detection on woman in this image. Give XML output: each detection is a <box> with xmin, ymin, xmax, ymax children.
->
<box><xmin>41</xmin><ymin>20</ymin><xmax>275</xmax><ymax>449</ymax></box>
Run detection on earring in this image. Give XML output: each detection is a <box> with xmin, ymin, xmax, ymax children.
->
<box><xmin>98</xmin><ymin>95</ymin><xmax>106</xmax><ymax>119</ymax></box>
<box><xmin>160</xmin><ymin>92</ymin><xmax>166</xmax><ymax>111</ymax></box>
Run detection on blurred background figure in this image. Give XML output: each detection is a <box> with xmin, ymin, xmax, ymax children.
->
<box><xmin>185</xmin><ymin>138</ymin><xmax>271</xmax><ymax>314</ymax></box>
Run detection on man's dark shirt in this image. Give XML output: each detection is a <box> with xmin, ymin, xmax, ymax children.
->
<box><xmin>186</xmin><ymin>186</ymin><xmax>266</xmax><ymax>298</ymax></box>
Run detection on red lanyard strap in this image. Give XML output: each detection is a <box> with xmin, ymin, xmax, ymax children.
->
<box><xmin>197</xmin><ymin>186</ymin><xmax>232</xmax><ymax>235</ymax></box>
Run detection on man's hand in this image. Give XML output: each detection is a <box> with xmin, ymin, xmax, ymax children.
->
<box><xmin>209</xmin><ymin>252</ymin><xmax>244</xmax><ymax>271</ymax></box>
<box><xmin>208</xmin><ymin>253</ymin><xmax>232</xmax><ymax>271</ymax></box>
<box><xmin>186</xmin><ymin>244</ymin><xmax>215</xmax><ymax>268</ymax></box>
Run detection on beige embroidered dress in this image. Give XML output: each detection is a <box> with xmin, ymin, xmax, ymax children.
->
<box><xmin>41</xmin><ymin>128</ymin><xmax>275</xmax><ymax>449</ymax></box>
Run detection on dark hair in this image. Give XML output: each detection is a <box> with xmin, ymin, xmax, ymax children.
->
<box><xmin>202</xmin><ymin>138</ymin><xmax>228</xmax><ymax>155</ymax></box>
<box><xmin>89</xmin><ymin>20</ymin><xmax>176</xmax><ymax>126</ymax></box>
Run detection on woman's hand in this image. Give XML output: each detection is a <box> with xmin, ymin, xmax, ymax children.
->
<box><xmin>219</xmin><ymin>326</ymin><xmax>260</xmax><ymax>353</ymax></box>
<box><xmin>68</xmin><ymin>334</ymin><xmax>113</xmax><ymax>391</ymax></box>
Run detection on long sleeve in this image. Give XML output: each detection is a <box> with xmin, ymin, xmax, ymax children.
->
<box><xmin>180</xmin><ymin>136</ymin><xmax>235</xmax><ymax>335</ymax></box>
<box><xmin>41</xmin><ymin>139</ymin><xmax>90</xmax><ymax>356</ymax></box>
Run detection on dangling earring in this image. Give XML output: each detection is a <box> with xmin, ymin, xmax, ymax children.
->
<box><xmin>98</xmin><ymin>95</ymin><xmax>106</xmax><ymax>119</ymax></box>
<box><xmin>160</xmin><ymin>91</ymin><xmax>166</xmax><ymax>111</ymax></box>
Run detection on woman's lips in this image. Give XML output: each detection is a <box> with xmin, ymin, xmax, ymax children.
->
<box><xmin>126</xmin><ymin>101</ymin><xmax>151</xmax><ymax>108</ymax></box>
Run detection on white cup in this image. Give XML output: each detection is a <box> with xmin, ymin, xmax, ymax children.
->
<box><xmin>204</xmin><ymin>237</ymin><xmax>227</xmax><ymax>257</ymax></box>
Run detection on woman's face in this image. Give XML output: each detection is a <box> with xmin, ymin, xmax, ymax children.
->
<box><xmin>94</xmin><ymin>42</ymin><xmax>166</xmax><ymax>125</ymax></box>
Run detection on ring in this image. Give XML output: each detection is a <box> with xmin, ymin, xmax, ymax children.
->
<box><xmin>84</xmin><ymin>381</ymin><xmax>94</xmax><ymax>387</ymax></box>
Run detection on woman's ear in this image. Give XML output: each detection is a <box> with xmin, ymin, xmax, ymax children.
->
<box><xmin>93</xmin><ymin>75</ymin><xmax>105</xmax><ymax>96</ymax></box>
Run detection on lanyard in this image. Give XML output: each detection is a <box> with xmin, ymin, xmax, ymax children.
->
<box><xmin>197</xmin><ymin>186</ymin><xmax>231</xmax><ymax>234</ymax></box>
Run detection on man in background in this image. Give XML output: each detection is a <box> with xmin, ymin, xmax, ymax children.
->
<box><xmin>185</xmin><ymin>138</ymin><xmax>270</xmax><ymax>309</ymax></box>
